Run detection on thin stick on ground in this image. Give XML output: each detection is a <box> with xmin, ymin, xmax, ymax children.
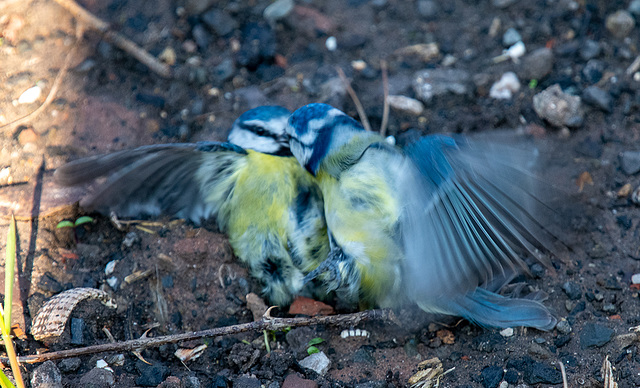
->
<box><xmin>558</xmin><ymin>361</ymin><xmax>568</xmax><ymax>388</ymax></box>
<box><xmin>4</xmin><ymin>309</ymin><xmax>395</xmax><ymax>365</ymax></box>
<box><xmin>379</xmin><ymin>60</ymin><xmax>390</xmax><ymax>137</ymax></box>
<box><xmin>336</xmin><ymin>66</ymin><xmax>372</xmax><ymax>132</ymax></box>
<box><xmin>51</xmin><ymin>0</ymin><xmax>171</xmax><ymax>78</ymax></box>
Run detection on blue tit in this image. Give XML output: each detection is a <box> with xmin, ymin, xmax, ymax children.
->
<box><xmin>286</xmin><ymin>103</ymin><xmax>559</xmax><ymax>330</ymax></box>
<box><xmin>55</xmin><ymin>106</ymin><xmax>330</xmax><ymax>306</ymax></box>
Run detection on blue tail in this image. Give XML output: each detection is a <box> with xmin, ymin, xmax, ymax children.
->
<box><xmin>444</xmin><ymin>288</ymin><xmax>557</xmax><ymax>330</ymax></box>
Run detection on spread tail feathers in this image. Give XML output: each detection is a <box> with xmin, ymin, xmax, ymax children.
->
<box><xmin>438</xmin><ymin>287</ymin><xmax>557</xmax><ymax>330</ymax></box>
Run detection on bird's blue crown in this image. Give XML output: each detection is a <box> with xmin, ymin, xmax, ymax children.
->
<box><xmin>287</xmin><ymin>103</ymin><xmax>365</xmax><ymax>174</ymax></box>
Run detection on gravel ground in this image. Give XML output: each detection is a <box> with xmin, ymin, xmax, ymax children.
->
<box><xmin>1</xmin><ymin>0</ymin><xmax>640</xmax><ymax>387</ymax></box>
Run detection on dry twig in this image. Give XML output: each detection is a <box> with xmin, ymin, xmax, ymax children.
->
<box><xmin>5</xmin><ymin>309</ymin><xmax>394</xmax><ymax>365</ymax></box>
<box><xmin>558</xmin><ymin>361</ymin><xmax>568</xmax><ymax>388</ymax></box>
<box><xmin>52</xmin><ymin>0</ymin><xmax>171</xmax><ymax>78</ymax></box>
<box><xmin>336</xmin><ymin>66</ymin><xmax>372</xmax><ymax>132</ymax></box>
<box><xmin>379</xmin><ymin>60</ymin><xmax>390</xmax><ymax>137</ymax></box>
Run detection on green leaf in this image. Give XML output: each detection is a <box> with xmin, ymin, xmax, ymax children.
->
<box><xmin>0</xmin><ymin>370</ymin><xmax>16</xmax><ymax>388</ymax></box>
<box><xmin>307</xmin><ymin>337</ymin><xmax>324</xmax><ymax>346</ymax></box>
<box><xmin>56</xmin><ymin>221</ymin><xmax>74</xmax><ymax>229</ymax></box>
<box><xmin>528</xmin><ymin>79</ymin><xmax>538</xmax><ymax>89</ymax></box>
<box><xmin>263</xmin><ymin>330</ymin><xmax>271</xmax><ymax>353</ymax></box>
<box><xmin>307</xmin><ymin>346</ymin><xmax>319</xmax><ymax>355</ymax></box>
<box><xmin>4</xmin><ymin>215</ymin><xmax>16</xmax><ymax>334</ymax></box>
<box><xmin>74</xmin><ymin>216</ymin><xmax>94</xmax><ymax>226</ymax></box>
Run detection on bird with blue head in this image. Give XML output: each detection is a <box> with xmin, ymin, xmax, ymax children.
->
<box><xmin>55</xmin><ymin>106</ymin><xmax>330</xmax><ymax>306</ymax></box>
<box><xmin>286</xmin><ymin>103</ymin><xmax>560</xmax><ymax>330</ymax></box>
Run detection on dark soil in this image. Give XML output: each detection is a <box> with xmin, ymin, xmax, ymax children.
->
<box><xmin>1</xmin><ymin>0</ymin><xmax>640</xmax><ymax>387</ymax></box>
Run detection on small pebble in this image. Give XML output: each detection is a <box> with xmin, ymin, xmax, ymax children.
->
<box><xmin>491</xmin><ymin>0</ymin><xmax>518</xmax><ymax>8</ymax></box>
<box><xmin>580</xmin><ymin>39</ymin><xmax>601</xmax><ymax>61</ymax></box>
<box><xmin>282</xmin><ymin>374</ymin><xmax>317</xmax><ymax>388</ymax></box>
<box><xmin>264</xmin><ymin>0</ymin><xmax>294</xmax><ymax>23</ymax></box>
<box><xmin>78</xmin><ymin>368</ymin><xmax>115</xmax><ymax>388</ymax></box>
<box><xmin>17</xmin><ymin>127</ymin><xmax>38</xmax><ymax>145</ymax></box>
<box><xmin>496</xmin><ymin>41</ymin><xmax>525</xmax><ymax>62</ymax></box>
<box><xmin>629</xmin><ymin>0</ymin><xmax>640</xmax><ymax>16</ymax></box>
<box><xmin>325</xmin><ymin>36</ymin><xmax>337</xmax><ymax>51</ymax></box>
<box><xmin>58</xmin><ymin>358</ymin><xmax>82</xmax><ymax>373</ymax></box>
<box><xmin>532</xmin><ymin>84</ymin><xmax>584</xmax><ymax>127</ymax></box>
<box><xmin>31</xmin><ymin>361</ymin><xmax>62</xmax><ymax>388</ymax></box>
<box><xmin>480</xmin><ymin>365</ymin><xmax>503</xmax><ymax>388</ymax></box>
<box><xmin>104</xmin><ymin>260</ymin><xmax>118</xmax><ymax>276</ymax></box>
<box><xmin>18</xmin><ymin>85</ymin><xmax>42</xmax><ymax>104</ymax></box>
<box><xmin>562</xmin><ymin>281</ymin><xmax>582</xmax><ymax>300</ymax></box>
<box><xmin>520</xmin><ymin>47</ymin><xmax>554</xmax><ymax>80</ymax></box>
<box><xmin>489</xmin><ymin>72</ymin><xmax>520</xmax><ymax>99</ymax></box>
<box><xmin>631</xmin><ymin>273</ymin><xmax>640</xmax><ymax>284</ymax></box>
<box><xmin>580</xmin><ymin>323</ymin><xmax>614</xmax><ymax>348</ymax></box>
<box><xmin>299</xmin><ymin>351</ymin><xmax>331</xmax><ymax>375</ymax></box>
<box><xmin>605</xmin><ymin>10</ymin><xmax>635</xmax><ymax>39</ymax></box>
<box><xmin>106</xmin><ymin>276</ymin><xmax>118</xmax><ymax>289</ymax></box>
<box><xmin>500</xmin><ymin>327</ymin><xmax>514</xmax><ymax>337</ymax></box>
<box><xmin>387</xmin><ymin>95</ymin><xmax>424</xmax><ymax>115</ymax></box>
<box><xmin>619</xmin><ymin>150</ymin><xmax>640</xmax><ymax>175</ymax></box>
<box><xmin>417</xmin><ymin>0</ymin><xmax>439</xmax><ymax>19</ymax></box>
<box><xmin>412</xmin><ymin>68</ymin><xmax>471</xmax><ymax>102</ymax></box>
<box><xmin>181</xmin><ymin>375</ymin><xmax>201</xmax><ymax>388</ymax></box>
<box><xmin>191</xmin><ymin>24</ymin><xmax>211</xmax><ymax>49</ymax></box>
<box><xmin>201</xmin><ymin>9</ymin><xmax>238</xmax><ymax>36</ymax></box>
<box><xmin>555</xmin><ymin>319</ymin><xmax>572</xmax><ymax>334</ymax></box>
<box><xmin>502</xmin><ymin>28</ymin><xmax>522</xmax><ymax>46</ymax></box>
<box><xmin>136</xmin><ymin>362</ymin><xmax>170</xmax><ymax>387</ymax></box>
<box><xmin>582</xmin><ymin>86</ymin><xmax>613</xmax><ymax>112</ymax></box>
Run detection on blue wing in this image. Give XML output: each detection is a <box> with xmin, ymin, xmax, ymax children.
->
<box><xmin>399</xmin><ymin>134</ymin><xmax>561</xmax><ymax>329</ymax></box>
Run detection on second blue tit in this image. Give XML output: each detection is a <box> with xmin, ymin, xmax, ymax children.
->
<box><xmin>55</xmin><ymin>106</ymin><xmax>330</xmax><ymax>306</ymax></box>
<box><xmin>287</xmin><ymin>103</ymin><xmax>560</xmax><ymax>330</ymax></box>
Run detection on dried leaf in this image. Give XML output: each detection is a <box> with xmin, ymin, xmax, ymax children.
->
<box><xmin>175</xmin><ymin>344</ymin><xmax>207</xmax><ymax>362</ymax></box>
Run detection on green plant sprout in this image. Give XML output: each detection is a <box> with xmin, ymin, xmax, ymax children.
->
<box><xmin>306</xmin><ymin>337</ymin><xmax>325</xmax><ymax>355</ymax></box>
<box><xmin>56</xmin><ymin>216</ymin><xmax>94</xmax><ymax>229</ymax></box>
<box><xmin>56</xmin><ymin>216</ymin><xmax>94</xmax><ymax>242</ymax></box>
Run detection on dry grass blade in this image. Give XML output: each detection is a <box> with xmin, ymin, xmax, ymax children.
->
<box><xmin>558</xmin><ymin>361</ymin><xmax>568</xmax><ymax>388</ymax></box>
<box><xmin>601</xmin><ymin>355</ymin><xmax>618</xmax><ymax>388</ymax></box>
<box><xmin>1</xmin><ymin>215</ymin><xmax>25</xmax><ymax>388</ymax></box>
<box><xmin>335</xmin><ymin>66</ymin><xmax>372</xmax><ymax>132</ymax></box>
<box><xmin>379</xmin><ymin>60</ymin><xmax>390</xmax><ymax>137</ymax></box>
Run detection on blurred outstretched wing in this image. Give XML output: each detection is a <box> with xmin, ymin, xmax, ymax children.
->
<box><xmin>399</xmin><ymin>134</ymin><xmax>562</xmax><ymax>328</ymax></box>
<box><xmin>54</xmin><ymin>142</ymin><xmax>247</xmax><ymax>223</ymax></box>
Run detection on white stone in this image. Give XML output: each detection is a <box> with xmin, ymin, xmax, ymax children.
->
<box><xmin>104</xmin><ymin>260</ymin><xmax>118</xmax><ymax>276</ymax></box>
<box><xmin>500</xmin><ymin>327</ymin><xmax>514</xmax><ymax>337</ymax></box>
<box><xmin>388</xmin><ymin>95</ymin><xmax>425</xmax><ymax>115</ymax></box>
<box><xmin>490</xmin><ymin>72</ymin><xmax>520</xmax><ymax>100</ymax></box>
<box><xmin>299</xmin><ymin>351</ymin><xmax>331</xmax><ymax>375</ymax></box>
<box><xmin>106</xmin><ymin>276</ymin><xmax>118</xmax><ymax>289</ymax></box>
<box><xmin>325</xmin><ymin>36</ymin><xmax>337</xmax><ymax>51</ymax></box>
<box><xmin>18</xmin><ymin>85</ymin><xmax>41</xmax><ymax>104</ymax></box>
<box><xmin>631</xmin><ymin>273</ymin><xmax>640</xmax><ymax>284</ymax></box>
<box><xmin>264</xmin><ymin>0</ymin><xmax>294</xmax><ymax>23</ymax></box>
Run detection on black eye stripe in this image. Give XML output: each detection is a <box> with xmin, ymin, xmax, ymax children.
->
<box><xmin>239</xmin><ymin>123</ymin><xmax>277</xmax><ymax>139</ymax></box>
